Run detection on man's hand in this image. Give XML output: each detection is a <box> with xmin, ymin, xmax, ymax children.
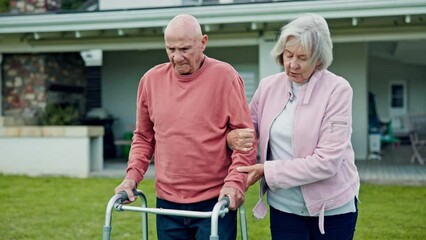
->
<box><xmin>219</xmin><ymin>187</ymin><xmax>244</xmax><ymax>210</ymax></box>
<box><xmin>237</xmin><ymin>164</ymin><xmax>264</xmax><ymax>187</ymax></box>
<box><xmin>227</xmin><ymin>128</ymin><xmax>255</xmax><ymax>152</ymax></box>
<box><xmin>114</xmin><ymin>179</ymin><xmax>137</xmax><ymax>203</ymax></box>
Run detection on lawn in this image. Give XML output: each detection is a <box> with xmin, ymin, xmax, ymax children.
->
<box><xmin>0</xmin><ymin>174</ymin><xmax>425</xmax><ymax>240</ymax></box>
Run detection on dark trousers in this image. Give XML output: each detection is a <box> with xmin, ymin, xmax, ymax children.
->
<box><xmin>156</xmin><ymin>197</ymin><xmax>237</xmax><ymax>240</ymax></box>
<box><xmin>270</xmin><ymin>203</ymin><xmax>358</xmax><ymax>240</ymax></box>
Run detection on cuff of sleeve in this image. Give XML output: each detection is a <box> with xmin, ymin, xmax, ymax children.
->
<box><xmin>223</xmin><ymin>181</ymin><xmax>245</xmax><ymax>197</ymax></box>
<box><xmin>126</xmin><ymin>168</ymin><xmax>144</xmax><ymax>185</ymax></box>
<box><xmin>264</xmin><ymin>161</ymin><xmax>279</xmax><ymax>192</ymax></box>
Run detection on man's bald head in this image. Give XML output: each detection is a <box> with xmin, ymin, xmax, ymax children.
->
<box><xmin>164</xmin><ymin>14</ymin><xmax>208</xmax><ymax>75</ymax></box>
<box><xmin>164</xmin><ymin>14</ymin><xmax>203</xmax><ymax>41</ymax></box>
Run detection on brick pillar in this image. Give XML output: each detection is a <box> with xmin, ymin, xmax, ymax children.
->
<box><xmin>2</xmin><ymin>53</ymin><xmax>86</xmax><ymax>125</ymax></box>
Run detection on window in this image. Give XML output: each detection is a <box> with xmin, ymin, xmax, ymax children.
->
<box><xmin>389</xmin><ymin>81</ymin><xmax>408</xmax><ymax>132</ymax></box>
<box><xmin>391</xmin><ymin>84</ymin><xmax>404</xmax><ymax>108</ymax></box>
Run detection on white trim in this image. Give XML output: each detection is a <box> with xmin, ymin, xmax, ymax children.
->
<box><xmin>0</xmin><ymin>0</ymin><xmax>426</xmax><ymax>33</ymax></box>
<box><xmin>332</xmin><ymin>26</ymin><xmax>426</xmax><ymax>43</ymax></box>
<box><xmin>2</xmin><ymin>25</ymin><xmax>426</xmax><ymax>53</ymax></box>
<box><xmin>0</xmin><ymin>33</ymin><xmax>259</xmax><ymax>53</ymax></box>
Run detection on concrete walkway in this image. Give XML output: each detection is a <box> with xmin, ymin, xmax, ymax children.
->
<box><xmin>357</xmin><ymin>145</ymin><xmax>426</xmax><ymax>185</ymax></box>
<box><xmin>92</xmin><ymin>145</ymin><xmax>426</xmax><ymax>186</ymax></box>
<box><xmin>91</xmin><ymin>161</ymin><xmax>155</xmax><ymax>179</ymax></box>
<box><xmin>357</xmin><ymin>160</ymin><xmax>426</xmax><ymax>186</ymax></box>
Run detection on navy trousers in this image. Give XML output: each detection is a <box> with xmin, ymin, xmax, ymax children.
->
<box><xmin>156</xmin><ymin>197</ymin><xmax>237</xmax><ymax>240</ymax></box>
<box><xmin>270</xmin><ymin>203</ymin><xmax>358</xmax><ymax>240</ymax></box>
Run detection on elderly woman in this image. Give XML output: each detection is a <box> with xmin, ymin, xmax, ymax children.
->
<box><xmin>228</xmin><ymin>14</ymin><xmax>360</xmax><ymax>239</ymax></box>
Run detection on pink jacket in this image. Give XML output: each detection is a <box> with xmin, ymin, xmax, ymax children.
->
<box><xmin>251</xmin><ymin>70</ymin><xmax>360</xmax><ymax>234</ymax></box>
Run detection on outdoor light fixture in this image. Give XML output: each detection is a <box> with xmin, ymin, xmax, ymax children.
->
<box><xmin>33</xmin><ymin>32</ymin><xmax>40</xmax><ymax>40</ymax></box>
<box><xmin>75</xmin><ymin>31</ymin><xmax>81</xmax><ymax>38</ymax></box>
<box><xmin>117</xmin><ymin>29</ymin><xmax>124</xmax><ymax>36</ymax></box>
<box><xmin>352</xmin><ymin>17</ymin><xmax>359</xmax><ymax>26</ymax></box>
<box><xmin>251</xmin><ymin>22</ymin><xmax>258</xmax><ymax>30</ymax></box>
<box><xmin>405</xmin><ymin>15</ymin><xmax>411</xmax><ymax>24</ymax></box>
<box><xmin>204</xmin><ymin>24</ymin><xmax>211</xmax><ymax>32</ymax></box>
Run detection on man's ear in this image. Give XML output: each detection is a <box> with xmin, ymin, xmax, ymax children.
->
<box><xmin>201</xmin><ymin>35</ymin><xmax>208</xmax><ymax>51</ymax></box>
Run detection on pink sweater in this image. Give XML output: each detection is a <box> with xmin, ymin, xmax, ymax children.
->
<box><xmin>126</xmin><ymin>56</ymin><xmax>257</xmax><ymax>203</ymax></box>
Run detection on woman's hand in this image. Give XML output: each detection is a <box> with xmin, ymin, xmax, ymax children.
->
<box><xmin>237</xmin><ymin>164</ymin><xmax>264</xmax><ymax>187</ymax></box>
<box><xmin>227</xmin><ymin>128</ymin><xmax>255</xmax><ymax>152</ymax></box>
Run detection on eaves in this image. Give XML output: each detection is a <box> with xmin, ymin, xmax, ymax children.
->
<box><xmin>1</xmin><ymin>0</ymin><xmax>426</xmax><ymax>34</ymax></box>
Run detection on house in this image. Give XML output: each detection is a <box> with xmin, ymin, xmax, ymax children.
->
<box><xmin>1</xmin><ymin>0</ymin><xmax>426</xmax><ymax>176</ymax></box>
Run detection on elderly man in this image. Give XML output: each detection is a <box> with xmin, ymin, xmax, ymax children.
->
<box><xmin>114</xmin><ymin>14</ymin><xmax>257</xmax><ymax>240</ymax></box>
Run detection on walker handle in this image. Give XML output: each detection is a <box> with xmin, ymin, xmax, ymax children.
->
<box><xmin>219</xmin><ymin>195</ymin><xmax>231</xmax><ymax>207</ymax></box>
<box><xmin>117</xmin><ymin>189</ymin><xmax>139</xmax><ymax>202</ymax></box>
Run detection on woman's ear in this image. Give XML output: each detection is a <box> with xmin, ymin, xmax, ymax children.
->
<box><xmin>315</xmin><ymin>61</ymin><xmax>323</xmax><ymax>70</ymax></box>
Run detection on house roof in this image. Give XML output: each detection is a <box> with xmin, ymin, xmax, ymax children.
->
<box><xmin>0</xmin><ymin>0</ymin><xmax>426</xmax><ymax>55</ymax></box>
<box><xmin>1</xmin><ymin>0</ymin><xmax>426</xmax><ymax>32</ymax></box>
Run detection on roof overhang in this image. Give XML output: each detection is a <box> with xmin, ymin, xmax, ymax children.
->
<box><xmin>1</xmin><ymin>0</ymin><xmax>426</xmax><ymax>33</ymax></box>
<box><xmin>0</xmin><ymin>0</ymin><xmax>426</xmax><ymax>53</ymax></box>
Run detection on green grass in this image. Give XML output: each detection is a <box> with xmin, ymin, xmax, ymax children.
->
<box><xmin>0</xmin><ymin>175</ymin><xmax>425</xmax><ymax>240</ymax></box>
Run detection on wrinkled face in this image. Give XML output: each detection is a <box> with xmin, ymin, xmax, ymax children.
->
<box><xmin>165</xmin><ymin>34</ymin><xmax>207</xmax><ymax>75</ymax></box>
<box><xmin>283</xmin><ymin>37</ymin><xmax>316</xmax><ymax>83</ymax></box>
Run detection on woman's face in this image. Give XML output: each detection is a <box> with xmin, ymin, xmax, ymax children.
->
<box><xmin>282</xmin><ymin>37</ymin><xmax>317</xmax><ymax>83</ymax></box>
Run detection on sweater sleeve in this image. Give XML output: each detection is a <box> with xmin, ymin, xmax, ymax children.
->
<box><xmin>249</xmin><ymin>84</ymin><xmax>261</xmax><ymax>137</ymax></box>
<box><xmin>125</xmin><ymin>76</ymin><xmax>155</xmax><ymax>184</ymax></box>
<box><xmin>224</xmin><ymin>75</ymin><xmax>258</xmax><ymax>194</ymax></box>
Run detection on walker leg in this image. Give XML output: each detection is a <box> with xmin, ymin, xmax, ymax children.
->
<box><xmin>139</xmin><ymin>193</ymin><xmax>149</xmax><ymax>240</ymax></box>
<box><xmin>239</xmin><ymin>204</ymin><xmax>248</xmax><ymax>240</ymax></box>
<box><xmin>103</xmin><ymin>195</ymin><xmax>122</xmax><ymax>240</ymax></box>
<box><xmin>210</xmin><ymin>198</ymin><xmax>229</xmax><ymax>240</ymax></box>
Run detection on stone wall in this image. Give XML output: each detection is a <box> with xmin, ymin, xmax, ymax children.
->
<box><xmin>10</xmin><ymin>0</ymin><xmax>61</xmax><ymax>14</ymax></box>
<box><xmin>1</xmin><ymin>53</ymin><xmax>86</xmax><ymax>125</ymax></box>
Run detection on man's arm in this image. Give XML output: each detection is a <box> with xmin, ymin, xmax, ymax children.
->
<box><xmin>220</xmin><ymin>75</ymin><xmax>258</xmax><ymax>209</ymax></box>
<box><xmin>114</xmin><ymin>76</ymin><xmax>155</xmax><ymax>202</ymax></box>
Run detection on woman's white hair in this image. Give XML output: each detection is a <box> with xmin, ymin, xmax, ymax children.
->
<box><xmin>271</xmin><ymin>13</ymin><xmax>333</xmax><ymax>70</ymax></box>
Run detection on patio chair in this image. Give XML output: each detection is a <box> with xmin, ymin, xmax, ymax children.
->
<box><xmin>408</xmin><ymin>113</ymin><xmax>426</xmax><ymax>165</ymax></box>
<box><xmin>368</xmin><ymin>92</ymin><xmax>400</xmax><ymax>151</ymax></box>
<box><xmin>380</xmin><ymin>120</ymin><xmax>401</xmax><ymax>148</ymax></box>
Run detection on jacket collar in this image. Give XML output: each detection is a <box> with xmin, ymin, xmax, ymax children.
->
<box><xmin>303</xmin><ymin>70</ymin><xmax>324</xmax><ymax>104</ymax></box>
<box><xmin>284</xmin><ymin>70</ymin><xmax>325</xmax><ymax>105</ymax></box>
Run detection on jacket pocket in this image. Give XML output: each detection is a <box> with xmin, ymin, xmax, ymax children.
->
<box><xmin>327</xmin><ymin>116</ymin><xmax>349</xmax><ymax>143</ymax></box>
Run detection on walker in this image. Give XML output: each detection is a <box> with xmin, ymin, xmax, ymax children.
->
<box><xmin>103</xmin><ymin>189</ymin><xmax>248</xmax><ymax>240</ymax></box>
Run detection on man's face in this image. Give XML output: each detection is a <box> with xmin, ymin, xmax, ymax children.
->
<box><xmin>165</xmin><ymin>34</ymin><xmax>207</xmax><ymax>75</ymax></box>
